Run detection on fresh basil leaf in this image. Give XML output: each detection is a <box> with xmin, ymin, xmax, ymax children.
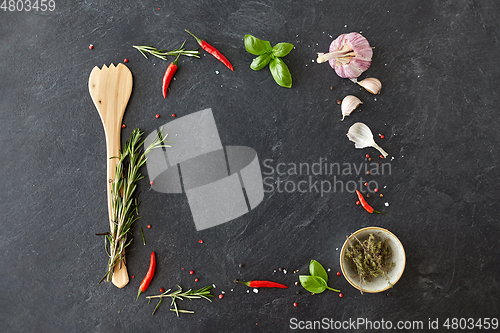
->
<box><xmin>309</xmin><ymin>260</ymin><xmax>328</xmax><ymax>283</ymax></box>
<box><xmin>250</xmin><ymin>53</ymin><xmax>272</xmax><ymax>70</ymax></box>
<box><xmin>269</xmin><ymin>58</ymin><xmax>292</xmax><ymax>88</ymax></box>
<box><xmin>299</xmin><ymin>275</ymin><xmax>328</xmax><ymax>294</ymax></box>
<box><xmin>244</xmin><ymin>35</ymin><xmax>272</xmax><ymax>56</ymax></box>
<box><xmin>272</xmin><ymin>42</ymin><xmax>294</xmax><ymax>57</ymax></box>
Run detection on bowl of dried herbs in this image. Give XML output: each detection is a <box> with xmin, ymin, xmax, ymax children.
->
<box><xmin>340</xmin><ymin>227</ymin><xmax>405</xmax><ymax>293</ymax></box>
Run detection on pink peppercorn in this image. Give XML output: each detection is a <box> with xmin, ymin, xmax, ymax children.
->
<box><xmin>190</xmin><ymin>270</ymin><xmax>194</xmax><ymax>275</ymax></box>
<box><xmin>337</xmin><ymin>271</ymin><xmax>341</xmax><ymax>277</ymax></box>
<box><xmin>172</xmin><ymin>114</ymin><xmax>176</xmax><ymax>117</ymax></box>
<box><xmin>356</xmin><ymin>201</ymin><xmax>360</xmax><ymax>206</ymax></box>
<box><xmin>195</xmin><ymin>278</ymin><xmax>199</xmax><ymax>282</ymax></box>
<box><xmin>150</xmin><ymin>181</ymin><xmax>154</xmax><ymax>185</ymax></box>
<box><xmin>293</xmin><ymin>302</ymin><xmax>298</xmax><ymax>307</ymax></box>
<box><xmin>374</xmin><ymin>188</ymin><xmax>379</xmax><ymax>192</ymax></box>
<box><xmin>218</xmin><ymin>294</ymin><xmax>224</xmax><ymax>299</ymax></box>
<box><xmin>124</xmin><ymin>59</ymin><xmax>128</xmax><ymax>63</ymax></box>
<box><xmin>155</xmin><ymin>114</ymin><xmax>160</xmax><ymax>118</ymax></box>
<box><xmin>365</xmin><ymin>154</ymin><xmax>370</xmax><ymax>158</ymax></box>
<box><xmin>339</xmin><ymin>293</ymin><xmax>344</xmax><ymax>298</ymax></box>
<box><xmin>89</xmin><ymin>44</ymin><xmax>94</xmax><ymax>49</ymax></box>
<box><xmin>122</xmin><ymin>124</ymin><xmax>126</xmax><ymax>128</ymax></box>
<box><xmin>380</xmin><ymin>134</ymin><xmax>385</xmax><ymax>139</ymax></box>
<box><xmin>147</xmin><ymin>225</ymin><xmax>151</xmax><ymax>229</ymax></box>
<box><xmin>159</xmin><ymin>288</ymin><xmax>165</xmax><ymax>292</ymax></box>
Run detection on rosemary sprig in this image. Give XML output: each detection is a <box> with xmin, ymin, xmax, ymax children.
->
<box><xmin>133</xmin><ymin>45</ymin><xmax>200</xmax><ymax>60</ymax></box>
<box><xmin>99</xmin><ymin>128</ymin><xmax>170</xmax><ymax>284</ymax></box>
<box><xmin>146</xmin><ymin>285</ymin><xmax>214</xmax><ymax>316</ymax></box>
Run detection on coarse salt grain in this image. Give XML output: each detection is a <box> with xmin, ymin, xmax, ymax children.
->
<box><xmin>385</xmin><ymin>202</ymin><xmax>390</xmax><ymax>206</ymax></box>
<box><xmin>253</xmin><ymin>288</ymin><xmax>259</xmax><ymax>293</ymax></box>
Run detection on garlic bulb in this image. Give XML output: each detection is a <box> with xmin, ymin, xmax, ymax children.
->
<box><xmin>341</xmin><ymin>95</ymin><xmax>363</xmax><ymax>121</ymax></box>
<box><xmin>357</xmin><ymin>78</ymin><xmax>382</xmax><ymax>94</ymax></box>
<box><xmin>346</xmin><ymin>122</ymin><xmax>388</xmax><ymax>158</ymax></box>
<box><xmin>317</xmin><ymin>32</ymin><xmax>373</xmax><ymax>79</ymax></box>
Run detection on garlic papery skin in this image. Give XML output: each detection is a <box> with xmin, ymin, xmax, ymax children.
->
<box><xmin>341</xmin><ymin>95</ymin><xmax>363</xmax><ymax>121</ymax></box>
<box><xmin>317</xmin><ymin>32</ymin><xmax>373</xmax><ymax>79</ymax></box>
<box><xmin>346</xmin><ymin>122</ymin><xmax>388</xmax><ymax>158</ymax></box>
<box><xmin>357</xmin><ymin>77</ymin><xmax>382</xmax><ymax>94</ymax></box>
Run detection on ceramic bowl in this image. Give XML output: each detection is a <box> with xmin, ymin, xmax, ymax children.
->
<box><xmin>340</xmin><ymin>227</ymin><xmax>405</xmax><ymax>293</ymax></box>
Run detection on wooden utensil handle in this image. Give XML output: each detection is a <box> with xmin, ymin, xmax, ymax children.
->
<box><xmin>105</xmin><ymin>127</ymin><xmax>121</xmax><ymax>227</ymax></box>
<box><xmin>105</xmin><ymin>127</ymin><xmax>130</xmax><ymax>288</ymax></box>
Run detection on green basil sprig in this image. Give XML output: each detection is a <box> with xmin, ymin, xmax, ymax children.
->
<box><xmin>244</xmin><ymin>35</ymin><xmax>293</xmax><ymax>88</ymax></box>
<box><xmin>299</xmin><ymin>260</ymin><xmax>341</xmax><ymax>294</ymax></box>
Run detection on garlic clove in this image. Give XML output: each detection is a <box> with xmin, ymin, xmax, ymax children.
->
<box><xmin>341</xmin><ymin>95</ymin><xmax>363</xmax><ymax>121</ymax></box>
<box><xmin>346</xmin><ymin>122</ymin><xmax>388</xmax><ymax>158</ymax></box>
<box><xmin>357</xmin><ymin>77</ymin><xmax>382</xmax><ymax>94</ymax></box>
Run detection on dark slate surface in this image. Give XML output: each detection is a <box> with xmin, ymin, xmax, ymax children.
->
<box><xmin>1</xmin><ymin>1</ymin><xmax>500</xmax><ymax>332</ymax></box>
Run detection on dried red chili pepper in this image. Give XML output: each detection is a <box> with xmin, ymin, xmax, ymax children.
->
<box><xmin>185</xmin><ymin>29</ymin><xmax>234</xmax><ymax>71</ymax></box>
<box><xmin>234</xmin><ymin>279</ymin><xmax>287</xmax><ymax>288</ymax></box>
<box><xmin>162</xmin><ymin>51</ymin><xmax>181</xmax><ymax>98</ymax></box>
<box><xmin>356</xmin><ymin>190</ymin><xmax>386</xmax><ymax>215</ymax></box>
<box><xmin>137</xmin><ymin>251</ymin><xmax>156</xmax><ymax>300</ymax></box>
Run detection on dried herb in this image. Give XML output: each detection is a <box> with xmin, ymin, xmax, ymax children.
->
<box><xmin>344</xmin><ymin>234</ymin><xmax>395</xmax><ymax>294</ymax></box>
<box><xmin>146</xmin><ymin>285</ymin><xmax>214</xmax><ymax>316</ymax></box>
<box><xmin>299</xmin><ymin>260</ymin><xmax>340</xmax><ymax>294</ymax></box>
<box><xmin>99</xmin><ymin>128</ymin><xmax>170</xmax><ymax>284</ymax></box>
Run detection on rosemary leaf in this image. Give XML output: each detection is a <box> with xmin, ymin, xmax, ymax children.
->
<box><xmin>152</xmin><ymin>298</ymin><xmax>162</xmax><ymax>316</ymax></box>
<box><xmin>140</xmin><ymin>227</ymin><xmax>146</xmax><ymax>245</ymax></box>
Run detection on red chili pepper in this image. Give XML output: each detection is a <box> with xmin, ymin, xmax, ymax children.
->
<box><xmin>185</xmin><ymin>30</ymin><xmax>234</xmax><ymax>71</ymax></box>
<box><xmin>235</xmin><ymin>279</ymin><xmax>287</xmax><ymax>288</ymax></box>
<box><xmin>162</xmin><ymin>52</ymin><xmax>181</xmax><ymax>98</ymax></box>
<box><xmin>137</xmin><ymin>252</ymin><xmax>156</xmax><ymax>300</ymax></box>
<box><xmin>356</xmin><ymin>190</ymin><xmax>386</xmax><ymax>215</ymax></box>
